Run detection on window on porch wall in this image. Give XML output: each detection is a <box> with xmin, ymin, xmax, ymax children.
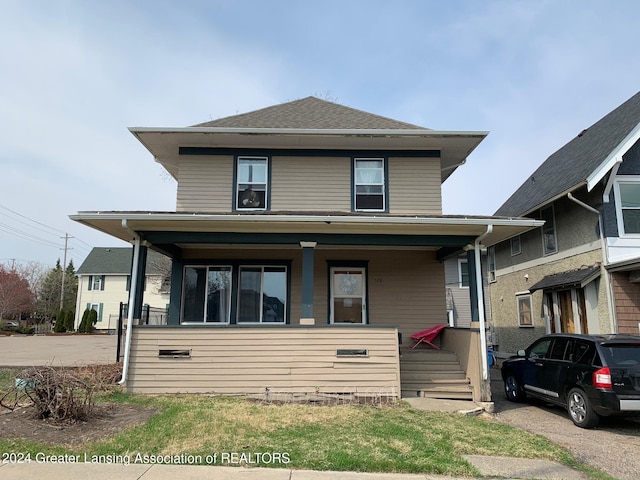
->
<box><xmin>237</xmin><ymin>266</ymin><xmax>286</xmax><ymax>323</ymax></box>
<box><xmin>182</xmin><ymin>266</ymin><xmax>232</xmax><ymax>323</ymax></box>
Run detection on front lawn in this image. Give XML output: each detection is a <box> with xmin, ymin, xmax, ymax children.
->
<box><xmin>0</xmin><ymin>384</ymin><xmax>610</xmax><ymax>478</ymax></box>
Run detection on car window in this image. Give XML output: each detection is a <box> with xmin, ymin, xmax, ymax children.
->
<box><xmin>599</xmin><ymin>343</ymin><xmax>640</xmax><ymax>367</ymax></box>
<box><xmin>548</xmin><ymin>338</ymin><xmax>570</xmax><ymax>360</ymax></box>
<box><xmin>572</xmin><ymin>341</ymin><xmax>595</xmax><ymax>365</ymax></box>
<box><xmin>527</xmin><ymin>338</ymin><xmax>552</xmax><ymax>359</ymax></box>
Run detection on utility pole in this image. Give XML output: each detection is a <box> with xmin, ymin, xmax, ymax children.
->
<box><xmin>59</xmin><ymin>234</ymin><xmax>73</xmax><ymax>311</ymax></box>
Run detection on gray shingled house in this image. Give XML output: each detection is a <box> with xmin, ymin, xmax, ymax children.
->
<box><xmin>71</xmin><ymin>97</ymin><xmax>540</xmax><ymax>401</ymax></box>
<box><xmin>489</xmin><ymin>91</ymin><xmax>640</xmax><ymax>356</ymax></box>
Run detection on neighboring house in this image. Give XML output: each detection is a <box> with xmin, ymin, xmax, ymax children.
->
<box><xmin>444</xmin><ymin>252</ymin><xmax>492</xmax><ymax>330</ymax></box>
<box><xmin>71</xmin><ymin>97</ymin><xmax>540</xmax><ymax>400</ymax></box>
<box><xmin>490</xmin><ymin>91</ymin><xmax>640</xmax><ymax>355</ymax></box>
<box><xmin>75</xmin><ymin>247</ymin><xmax>170</xmax><ymax>331</ymax></box>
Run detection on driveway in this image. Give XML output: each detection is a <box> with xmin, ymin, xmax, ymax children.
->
<box><xmin>491</xmin><ymin>373</ymin><xmax>640</xmax><ymax>480</ymax></box>
<box><xmin>0</xmin><ymin>334</ymin><xmax>118</xmax><ymax>367</ymax></box>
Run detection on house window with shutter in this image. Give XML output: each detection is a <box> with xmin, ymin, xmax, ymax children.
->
<box><xmin>88</xmin><ymin>275</ymin><xmax>105</xmax><ymax>291</ymax></box>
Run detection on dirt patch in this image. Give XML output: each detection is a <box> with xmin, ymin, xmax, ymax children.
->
<box><xmin>0</xmin><ymin>402</ymin><xmax>158</xmax><ymax>445</ymax></box>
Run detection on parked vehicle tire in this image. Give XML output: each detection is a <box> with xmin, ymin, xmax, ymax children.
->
<box><xmin>504</xmin><ymin>373</ymin><xmax>526</xmax><ymax>402</ymax></box>
<box><xmin>567</xmin><ymin>388</ymin><xmax>600</xmax><ymax>428</ymax></box>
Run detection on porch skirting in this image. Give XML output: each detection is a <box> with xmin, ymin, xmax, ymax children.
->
<box><xmin>125</xmin><ymin>325</ymin><xmax>401</xmax><ymax>397</ymax></box>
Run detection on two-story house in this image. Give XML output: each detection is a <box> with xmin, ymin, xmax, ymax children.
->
<box><xmin>71</xmin><ymin>97</ymin><xmax>540</xmax><ymax>400</ymax></box>
<box><xmin>490</xmin><ymin>91</ymin><xmax>640</xmax><ymax>356</ymax></box>
<box><xmin>75</xmin><ymin>247</ymin><xmax>171</xmax><ymax>331</ymax></box>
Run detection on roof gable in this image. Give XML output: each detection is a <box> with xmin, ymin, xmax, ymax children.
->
<box><xmin>76</xmin><ymin>247</ymin><xmax>169</xmax><ymax>275</ymax></box>
<box><xmin>194</xmin><ymin>96</ymin><xmax>428</xmax><ymax>130</ymax></box>
<box><xmin>495</xmin><ymin>91</ymin><xmax>640</xmax><ymax>217</ymax></box>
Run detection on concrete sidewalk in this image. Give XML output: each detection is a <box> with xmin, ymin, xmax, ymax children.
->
<box><xmin>0</xmin><ymin>457</ymin><xmax>588</xmax><ymax>480</ymax></box>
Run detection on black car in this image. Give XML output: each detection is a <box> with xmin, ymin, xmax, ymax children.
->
<box><xmin>501</xmin><ymin>333</ymin><xmax>640</xmax><ymax>428</ymax></box>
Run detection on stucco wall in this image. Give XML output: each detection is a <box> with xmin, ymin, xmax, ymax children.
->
<box><xmin>489</xmin><ymin>249</ymin><xmax>607</xmax><ymax>354</ymax></box>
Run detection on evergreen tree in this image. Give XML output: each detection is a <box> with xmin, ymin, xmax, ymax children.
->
<box><xmin>87</xmin><ymin>308</ymin><xmax>98</xmax><ymax>333</ymax></box>
<box><xmin>79</xmin><ymin>308</ymin><xmax>91</xmax><ymax>333</ymax></box>
<box><xmin>64</xmin><ymin>309</ymin><xmax>75</xmax><ymax>332</ymax></box>
<box><xmin>53</xmin><ymin>309</ymin><xmax>66</xmax><ymax>333</ymax></box>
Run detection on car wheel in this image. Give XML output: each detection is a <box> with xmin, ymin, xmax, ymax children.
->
<box><xmin>504</xmin><ymin>373</ymin><xmax>525</xmax><ymax>402</ymax></box>
<box><xmin>567</xmin><ymin>388</ymin><xmax>600</xmax><ymax>428</ymax></box>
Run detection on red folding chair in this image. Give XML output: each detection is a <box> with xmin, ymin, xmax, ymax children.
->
<box><xmin>410</xmin><ymin>324</ymin><xmax>446</xmax><ymax>350</ymax></box>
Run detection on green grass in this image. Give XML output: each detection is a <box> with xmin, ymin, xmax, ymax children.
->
<box><xmin>0</xmin><ymin>373</ymin><xmax>613</xmax><ymax>479</ymax></box>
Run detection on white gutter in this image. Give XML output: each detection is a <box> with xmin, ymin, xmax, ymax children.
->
<box><xmin>474</xmin><ymin>225</ymin><xmax>493</xmax><ymax>382</ymax></box>
<box><xmin>118</xmin><ymin>219</ymin><xmax>141</xmax><ymax>386</ymax></box>
<box><xmin>71</xmin><ymin>211</ymin><xmax>542</xmax><ymax>228</ymax></box>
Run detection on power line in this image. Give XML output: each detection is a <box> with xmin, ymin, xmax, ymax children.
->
<box><xmin>0</xmin><ymin>203</ymin><xmax>65</xmax><ymax>235</ymax></box>
<box><xmin>0</xmin><ymin>223</ymin><xmax>62</xmax><ymax>249</ymax></box>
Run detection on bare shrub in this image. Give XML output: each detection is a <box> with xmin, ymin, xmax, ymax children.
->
<box><xmin>1</xmin><ymin>364</ymin><xmax>122</xmax><ymax>423</ymax></box>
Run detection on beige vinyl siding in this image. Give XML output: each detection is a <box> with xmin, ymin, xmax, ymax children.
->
<box><xmin>271</xmin><ymin>156</ymin><xmax>351</xmax><ymax>212</ymax></box>
<box><xmin>176</xmin><ymin>155</ymin><xmax>233</xmax><ymax>212</ymax></box>
<box><xmin>388</xmin><ymin>157</ymin><xmax>442</xmax><ymax>214</ymax></box>
<box><xmin>126</xmin><ymin>326</ymin><xmax>400</xmax><ymax>395</ymax></box>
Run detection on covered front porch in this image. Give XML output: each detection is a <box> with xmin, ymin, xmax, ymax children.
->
<box><xmin>71</xmin><ymin>212</ymin><xmax>542</xmax><ymax>401</ymax></box>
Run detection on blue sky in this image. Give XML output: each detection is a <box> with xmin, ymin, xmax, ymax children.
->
<box><xmin>2</xmin><ymin>0</ymin><xmax>640</xmax><ymax>267</ymax></box>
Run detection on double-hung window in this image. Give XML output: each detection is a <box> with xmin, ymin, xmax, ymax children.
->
<box><xmin>615</xmin><ymin>179</ymin><xmax>640</xmax><ymax>235</ymax></box>
<box><xmin>540</xmin><ymin>205</ymin><xmax>557</xmax><ymax>255</ymax></box>
<box><xmin>517</xmin><ymin>294</ymin><xmax>533</xmax><ymax>327</ymax></box>
<box><xmin>236</xmin><ymin>156</ymin><xmax>268</xmax><ymax>210</ymax></box>
<box><xmin>354</xmin><ymin>158</ymin><xmax>385</xmax><ymax>211</ymax></box>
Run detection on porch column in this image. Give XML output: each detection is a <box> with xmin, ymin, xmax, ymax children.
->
<box><xmin>132</xmin><ymin>244</ymin><xmax>148</xmax><ymax>320</ymax></box>
<box><xmin>300</xmin><ymin>241</ymin><xmax>316</xmax><ymax>324</ymax></box>
<box><xmin>167</xmin><ymin>258</ymin><xmax>184</xmax><ymax>325</ymax></box>
<box><xmin>466</xmin><ymin>248</ymin><xmax>480</xmax><ymax>323</ymax></box>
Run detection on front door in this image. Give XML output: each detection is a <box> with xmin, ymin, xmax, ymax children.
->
<box><xmin>330</xmin><ymin>267</ymin><xmax>367</xmax><ymax>324</ymax></box>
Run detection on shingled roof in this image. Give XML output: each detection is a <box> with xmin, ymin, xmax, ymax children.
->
<box><xmin>76</xmin><ymin>247</ymin><xmax>169</xmax><ymax>275</ymax></box>
<box><xmin>194</xmin><ymin>96</ymin><xmax>428</xmax><ymax>130</ymax></box>
<box><xmin>495</xmin><ymin>91</ymin><xmax>640</xmax><ymax>217</ymax></box>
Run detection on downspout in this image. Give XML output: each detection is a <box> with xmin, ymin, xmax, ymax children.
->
<box><xmin>474</xmin><ymin>225</ymin><xmax>493</xmax><ymax>383</ymax></box>
<box><xmin>118</xmin><ymin>219</ymin><xmax>141</xmax><ymax>386</ymax></box>
<box><xmin>567</xmin><ymin>193</ymin><xmax>617</xmax><ymax>333</ymax></box>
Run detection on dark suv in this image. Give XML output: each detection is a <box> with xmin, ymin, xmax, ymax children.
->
<box><xmin>501</xmin><ymin>333</ymin><xmax>640</xmax><ymax>428</ymax></box>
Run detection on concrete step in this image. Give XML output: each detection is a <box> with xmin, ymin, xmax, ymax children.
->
<box><xmin>401</xmin><ymin>371</ymin><xmax>467</xmax><ymax>382</ymax></box>
<box><xmin>400</xmin><ymin>361</ymin><xmax>462</xmax><ymax>371</ymax></box>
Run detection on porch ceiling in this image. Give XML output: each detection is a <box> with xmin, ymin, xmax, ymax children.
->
<box><xmin>70</xmin><ymin>211</ymin><xmax>543</xmax><ymax>256</ymax></box>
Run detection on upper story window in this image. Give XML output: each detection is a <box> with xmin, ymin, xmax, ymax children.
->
<box><xmin>236</xmin><ymin>156</ymin><xmax>268</xmax><ymax>210</ymax></box>
<box><xmin>511</xmin><ymin>235</ymin><xmax>521</xmax><ymax>256</ymax></box>
<box><xmin>540</xmin><ymin>205</ymin><xmax>557</xmax><ymax>255</ymax></box>
<box><xmin>88</xmin><ymin>275</ymin><xmax>105</xmax><ymax>291</ymax></box>
<box><xmin>615</xmin><ymin>179</ymin><xmax>640</xmax><ymax>235</ymax></box>
<box><xmin>354</xmin><ymin>158</ymin><xmax>386</xmax><ymax>211</ymax></box>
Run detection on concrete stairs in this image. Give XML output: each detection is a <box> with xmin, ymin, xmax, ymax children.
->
<box><xmin>400</xmin><ymin>348</ymin><xmax>473</xmax><ymax>400</ymax></box>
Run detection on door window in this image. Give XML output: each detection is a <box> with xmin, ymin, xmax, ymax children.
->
<box><xmin>330</xmin><ymin>267</ymin><xmax>367</xmax><ymax>323</ymax></box>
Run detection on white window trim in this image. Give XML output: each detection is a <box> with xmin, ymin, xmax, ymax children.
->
<box><xmin>353</xmin><ymin>157</ymin><xmax>386</xmax><ymax>212</ymax></box>
<box><xmin>511</xmin><ymin>235</ymin><xmax>522</xmax><ymax>256</ymax></box>
<box><xmin>540</xmin><ymin>205</ymin><xmax>558</xmax><ymax>256</ymax></box>
<box><xmin>516</xmin><ymin>294</ymin><xmax>534</xmax><ymax>328</ymax></box>
<box><xmin>236</xmin><ymin>156</ymin><xmax>269</xmax><ymax>211</ymax></box>
<box><xmin>614</xmin><ymin>177</ymin><xmax>640</xmax><ymax>237</ymax></box>
<box><xmin>487</xmin><ymin>246</ymin><xmax>496</xmax><ymax>283</ymax></box>
<box><xmin>458</xmin><ymin>259</ymin><xmax>469</xmax><ymax>289</ymax></box>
